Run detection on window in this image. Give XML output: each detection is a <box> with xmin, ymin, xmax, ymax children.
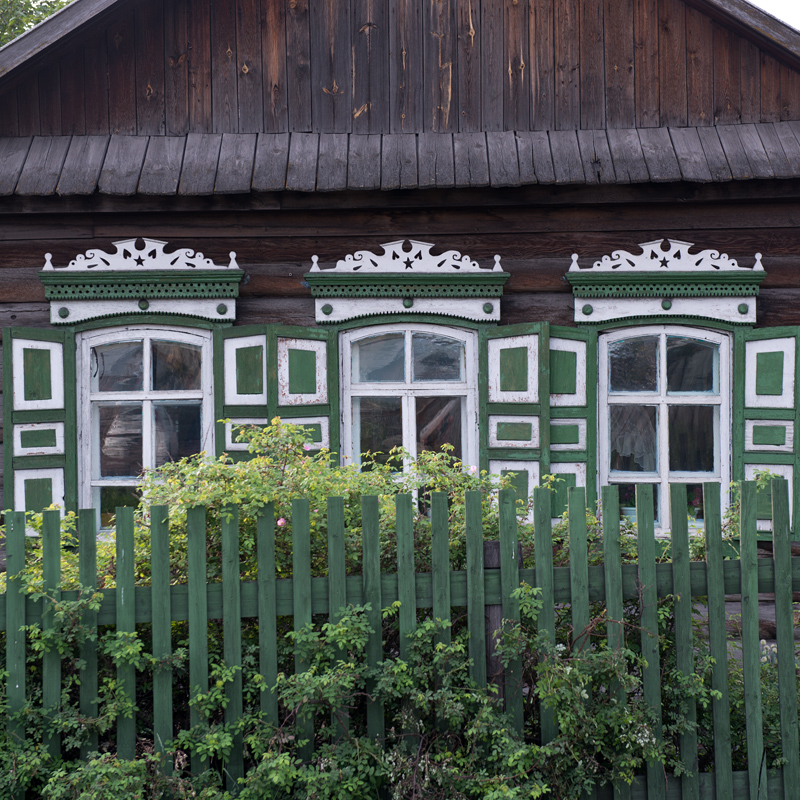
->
<box><xmin>340</xmin><ymin>324</ymin><xmax>478</xmax><ymax>468</ymax></box>
<box><xmin>77</xmin><ymin>327</ymin><xmax>214</xmax><ymax>525</ymax></box>
<box><xmin>598</xmin><ymin>326</ymin><xmax>730</xmax><ymax>531</ymax></box>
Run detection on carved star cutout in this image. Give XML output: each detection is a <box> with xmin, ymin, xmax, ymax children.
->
<box><xmin>404</xmin><ymin>258</ymin><xmax>413</xmax><ymax>269</ymax></box>
<box><xmin>134</xmin><ymin>256</ymin><xmax>145</xmax><ymax>266</ymax></box>
<box><xmin>659</xmin><ymin>257</ymin><xmax>669</xmax><ymax>268</ymax></box>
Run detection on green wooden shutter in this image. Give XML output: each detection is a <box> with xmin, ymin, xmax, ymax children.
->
<box><xmin>481</xmin><ymin>322</ymin><xmax>549</xmax><ymax>518</ymax></box>
<box><xmin>3</xmin><ymin>328</ymin><xmax>77</xmax><ymax>512</ymax></box>
<box><xmin>548</xmin><ymin>326</ymin><xmax>597</xmax><ymax>519</ymax></box>
<box><xmin>735</xmin><ymin>327</ymin><xmax>799</xmax><ymax>535</ymax></box>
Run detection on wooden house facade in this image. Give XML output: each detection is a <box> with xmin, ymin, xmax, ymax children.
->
<box><xmin>2</xmin><ymin>0</ymin><xmax>800</xmax><ymax>532</ymax></box>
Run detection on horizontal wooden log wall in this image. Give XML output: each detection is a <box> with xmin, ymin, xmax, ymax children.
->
<box><xmin>3</xmin><ymin>0</ymin><xmax>800</xmax><ymax>136</ymax></box>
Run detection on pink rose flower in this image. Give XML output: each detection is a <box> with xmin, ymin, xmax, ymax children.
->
<box><xmin>277</xmin><ymin>518</ymin><xmax>286</xmax><ymax>526</ymax></box>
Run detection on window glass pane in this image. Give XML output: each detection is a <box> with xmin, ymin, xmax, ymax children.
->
<box><xmin>686</xmin><ymin>483</ymin><xmax>705</xmax><ymax>521</ymax></box>
<box><xmin>667</xmin><ymin>337</ymin><xmax>717</xmax><ymax>393</ymax></box>
<box><xmin>97</xmin><ymin>404</ymin><xmax>142</xmax><ymax>477</ymax></box>
<box><xmin>352</xmin><ymin>334</ymin><xmax>405</xmax><ymax>382</ymax></box>
<box><xmin>609</xmin><ymin>405</ymin><xmax>657</xmax><ymax>472</ymax></box>
<box><xmin>97</xmin><ymin>486</ymin><xmax>139</xmax><ymax>529</ymax></box>
<box><xmin>616</xmin><ymin>483</ymin><xmax>660</xmax><ymax>524</ymax></box>
<box><xmin>412</xmin><ymin>333</ymin><xmax>465</xmax><ymax>382</ymax></box>
<box><xmin>669</xmin><ymin>405</ymin><xmax>715</xmax><ymax>472</ymax></box>
<box><xmin>416</xmin><ymin>396</ymin><xmax>462</xmax><ymax>459</ymax></box>
<box><xmin>91</xmin><ymin>342</ymin><xmax>143</xmax><ymax>392</ymax></box>
<box><xmin>353</xmin><ymin>396</ymin><xmax>403</xmax><ymax>464</ymax></box>
<box><xmin>152</xmin><ymin>341</ymin><xmax>202</xmax><ymax>391</ymax></box>
<box><xmin>154</xmin><ymin>403</ymin><xmax>202</xmax><ymax>467</ymax></box>
<box><xmin>609</xmin><ymin>336</ymin><xmax>658</xmax><ymax>392</ymax></box>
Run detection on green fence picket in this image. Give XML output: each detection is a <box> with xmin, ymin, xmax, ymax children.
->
<box><xmin>635</xmin><ymin>485</ymin><xmax>664</xmax><ymax>800</ymax></box>
<box><xmin>115</xmin><ymin>506</ymin><xmax>136</xmax><ymax>760</ymax></box>
<box><xmin>362</xmin><ymin>495</ymin><xmax>384</xmax><ymax>743</ymax></box>
<box><xmin>327</xmin><ymin>496</ymin><xmax>349</xmax><ymax>735</ymax></box>
<box><xmin>150</xmin><ymin>505</ymin><xmax>173</xmax><ymax>774</ymax></box>
<box><xmin>431</xmin><ymin>491</ymin><xmax>452</xmax><ymax>649</ymax></box>
<box><xmin>465</xmin><ymin>490</ymin><xmax>486</xmax><ymax>688</ymax></box>
<box><xmin>221</xmin><ymin>504</ymin><xmax>244</xmax><ymax>787</ymax></box>
<box><xmin>567</xmin><ymin>487</ymin><xmax>589</xmax><ymax>652</ymax></box>
<box><xmin>256</xmin><ymin>505</ymin><xmax>278</xmax><ymax>727</ymax></box>
<box><xmin>533</xmin><ymin>487</ymin><xmax>556</xmax><ymax>744</ymax></box>
<box><xmin>396</xmin><ymin>493</ymin><xmax>416</xmax><ymax>664</ymax></box>
<box><xmin>187</xmin><ymin>505</ymin><xmax>209</xmax><ymax>776</ymax></box>
<box><xmin>78</xmin><ymin>509</ymin><xmax>98</xmax><ymax>759</ymax></box>
<box><xmin>42</xmin><ymin>508</ymin><xmax>62</xmax><ymax>758</ymax></box>
<box><xmin>669</xmin><ymin>484</ymin><xmax>699</xmax><ymax>800</ymax></box>
<box><xmin>6</xmin><ymin>512</ymin><xmax>26</xmax><ymax>760</ymax></box>
<box><xmin>771</xmin><ymin>478</ymin><xmax>800</xmax><ymax>799</ymax></box>
<box><xmin>292</xmin><ymin>498</ymin><xmax>314</xmax><ymax>761</ymax></box>
<box><xmin>741</xmin><ymin>481</ymin><xmax>768</xmax><ymax>800</ymax></box>
<box><xmin>702</xmin><ymin>482</ymin><xmax>734</xmax><ymax>799</ymax></box>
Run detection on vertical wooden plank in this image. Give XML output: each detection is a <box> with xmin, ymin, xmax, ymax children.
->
<box><xmin>740</xmin><ymin>39</ymin><xmax>761</xmax><ymax>124</ymax></box>
<box><xmin>634</xmin><ymin>0</ymin><xmax>659</xmax><ymax>127</ymax></box>
<box><xmin>187</xmin><ymin>0</ymin><xmax>212</xmax><ymax>132</ymax></box>
<box><xmin>84</xmin><ymin>33</ymin><xmax>110</xmax><ymax>134</ymax></box>
<box><xmin>499</xmin><ymin>488</ymin><xmax>523</xmax><ymax>733</ymax></box>
<box><xmin>292</xmin><ymin>498</ymin><xmax>314</xmax><ymax>760</ymax></box>
<box><xmin>554</xmin><ymin>0</ymin><xmax>579</xmax><ymax>130</ymax></box>
<box><xmin>327</xmin><ymin>496</ymin><xmax>349</xmax><ymax>735</ymax></box>
<box><xmin>78</xmin><ymin>509</ymin><xmax>98</xmax><ymax>758</ymax></box>
<box><xmin>236</xmin><ymin>0</ymin><xmax>263</xmax><ymax>133</ymax></box>
<box><xmin>221</xmin><ymin>504</ymin><xmax>244</xmax><ymax>787</ymax></box>
<box><xmin>481</xmin><ymin>0</ymin><xmax>503</xmax><ymax>131</ymax></box>
<box><xmin>465</xmin><ymin>490</ymin><xmax>486</xmax><ymax>687</ymax></box>
<box><xmin>770</xmin><ymin>479</ymin><xmax>800</xmax><ymax>798</ymax></box>
<box><xmin>713</xmin><ymin>23</ymin><xmax>741</xmax><ymax>125</ymax></box>
<box><xmin>740</xmin><ymin>481</ymin><xmax>768</xmax><ymax>800</ymax></box>
<box><xmin>603</xmin><ymin>0</ymin><xmax>635</xmax><ymax>128</ymax></box>
<box><xmin>0</xmin><ymin>90</ymin><xmax>19</xmax><ymax>136</ymax></box>
<box><xmin>431</xmin><ymin>491</ymin><xmax>452</xmax><ymax>646</ymax></box>
<box><xmin>17</xmin><ymin>77</ymin><xmax>41</xmax><ymax>136</ymax></box>
<box><xmin>116</xmin><ymin>507</ymin><xmax>136</xmax><ymax>760</ymax></box>
<box><xmin>257</xmin><ymin>505</ymin><xmax>278</xmax><ymax>726</ymax></box>
<box><xmin>567</xmin><ymin>487</ymin><xmax>589</xmax><ymax>651</ymax></box>
<box><xmin>107</xmin><ymin>12</ymin><xmax>137</xmax><ymax>135</ymax></box>
<box><xmin>362</xmin><ymin>495</ymin><xmax>384</xmax><ymax>742</ymax></box>
<box><xmin>670</xmin><ymin>484</ymin><xmax>699</xmax><ymax>800</ymax></box>
<box><xmin>164</xmin><ymin>0</ymin><xmax>189</xmax><ymax>136</ymax></box>
<box><xmin>533</xmin><ymin>487</ymin><xmax>555</xmax><ymax>742</ymax></box>
<box><xmin>311</xmin><ymin>0</ymin><xmax>351</xmax><ymax>132</ymax></box>
<box><xmin>504</xmin><ymin>0</ymin><xmax>529</xmax><ymax>131</ymax></box>
<box><xmin>352</xmin><ymin>0</ymin><xmax>389</xmax><ymax>133</ymax></box>
<box><xmin>396</xmin><ymin>493</ymin><xmax>417</xmax><ymax>663</ymax></box>
<box><xmin>212</xmin><ymin>0</ymin><xmax>238</xmax><ymax>133</ymax></box>
<box><xmin>530</xmin><ymin>0</ymin><xmax>554</xmax><ymax>130</ymax></box>
<box><xmin>261</xmin><ymin>0</ymin><xmax>288</xmax><ymax>131</ymax></box>
<box><xmin>151</xmin><ymin>505</ymin><xmax>173</xmax><ymax>773</ymax></box>
<box><xmin>426</xmin><ymin>0</ymin><xmax>457</xmax><ymax>132</ymax></box>
<box><xmin>761</xmin><ymin>52</ymin><xmax>782</xmax><ymax>123</ymax></box>
<box><xmin>580</xmin><ymin>0</ymin><xmax>605</xmax><ymax>129</ymax></box>
<box><xmin>781</xmin><ymin>64</ymin><xmax>800</xmax><ymax>122</ymax></box>
<box><xmin>187</xmin><ymin>506</ymin><xmax>209</xmax><ymax>775</ymax></box>
<box><xmin>5</xmin><ymin>512</ymin><xmax>26</xmax><ymax>757</ymax></box>
<box><xmin>286</xmin><ymin>0</ymin><xmax>312</xmax><ymax>132</ymax></box>
<box><xmin>390</xmin><ymin>0</ymin><xmax>423</xmax><ymax>132</ymax></box>
<box><xmin>42</xmin><ymin>509</ymin><xmax>61</xmax><ymax>758</ymax></box>
<box><xmin>135</xmin><ymin>0</ymin><xmax>166</xmax><ymax>135</ymax></box>
<box><xmin>635</xmin><ymin>484</ymin><xmax>664</xmax><ymax>800</ymax></box>
<box><xmin>38</xmin><ymin>64</ymin><xmax>61</xmax><ymax>135</ymax></box>
<box><xmin>702</xmin><ymin>482</ymin><xmax>734</xmax><ymax>799</ymax></box>
<box><xmin>657</xmin><ymin>0</ymin><xmax>686</xmax><ymax>127</ymax></box>
<box><xmin>60</xmin><ymin>53</ymin><xmax>86</xmax><ymax>135</ymax></box>
<box><xmin>456</xmin><ymin>0</ymin><xmax>481</xmax><ymax>131</ymax></box>
<box><xmin>686</xmin><ymin>7</ymin><xmax>714</xmax><ymax>126</ymax></box>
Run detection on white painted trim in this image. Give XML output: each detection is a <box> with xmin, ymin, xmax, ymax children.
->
<box><xmin>277</xmin><ymin>337</ymin><xmax>328</xmax><ymax>406</ymax></box>
<box><xmin>12</xmin><ymin>338</ymin><xmax>64</xmax><ymax>411</ymax></box>
<box><xmin>574</xmin><ymin>296</ymin><xmax>757</xmax><ymax>325</ymax></box>
<box><xmin>14</xmin><ymin>467</ymin><xmax>65</xmax><ymax>512</ymax></box>
<box><xmin>745</xmin><ymin>463</ymin><xmax>793</xmax><ymax>526</ymax></box>
<box><xmin>549</xmin><ymin>462</ymin><xmax>588</xmax><ymax>523</ymax></box>
<box><xmin>550</xmin><ymin>418</ymin><xmax>588</xmax><ymax>451</ymax></box>
<box><xmin>550</xmin><ymin>337</ymin><xmax>587</xmax><ymax>406</ymax></box>
<box><xmin>744</xmin><ymin>420</ymin><xmax>794</xmax><ymax>453</ymax></box>
<box><xmin>314</xmin><ymin>297</ymin><xmax>500</xmax><ymax>323</ymax></box>
<box><xmin>51</xmin><ymin>299</ymin><xmax>236</xmax><ymax>325</ymax></box>
<box><xmin>744</xmin><ymin>337</ymin><xmax>796</xmax><ymax>409</ymax></box>
<box><xmin>489</xmin><ymin>415</ymin><xmax>540</xmax><ymax>448</ymax></box>
<box><xmin>282</xmin><ymin>416</ymin><xmax>330</xmax><ymax>448</ymax></box>
<box><xmin>490</xmin><ymin>459</ymin><xmax>540</xmax><ymax>523</ymax></box>
<box><xmin>224</xmin><ymin>335</ymin><xmax>268</xmax><ymax>406</ymax></box>
<box><xmin>224</xmin><ymin>418</ymin><xmax>270</xmax><ymax>451</ymax></box>
<box><xmin>487</xmin><ymin>334</ymin><xmax>539</xmax><ymax>404</ymax></box>
<box><xmin>14</xmin><ymin>422</ymin><xmax>65</xmax><ymax>456</ymax></box>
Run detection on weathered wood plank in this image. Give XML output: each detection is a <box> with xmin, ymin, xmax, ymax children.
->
<box><xmin>580</xmin><ymin>0</ymin><xmax>604</xmax><ymax>129</ymax></box>
<box><xmin>417</xmin><ymin>133</ymin><xmax>454</xmax><ymax>187</ymax></box>
<box><xmin>760</xmin><ymin>52</ymin><xmax>782</xmax><ymax>123</ymax></box>
<box><xmin>529</xmin><ymin>130</ymin><xmax>555</xmax><ymax>182</ymax></box>
<box><xmin>252</xmin><ymin>132</ymin><xmax>290</xmax><ymax>191</ymax></box>
<box><xmin>0</xmin><ymin>138</ymin><xmax>33</xmax><ymax>196</ymax></box>
<box><xmin>772</xmin><ymin>121</ymin><xmax>800</xmax><ymax>176</ymax></box>
<box><xmin>16</xmin><ymin>136</ymin><xmax>71</xmax><ymax>196</ymax></box>
<box><xmin>352</xmin><ymin>0</ymin><xmax>388</xmax><ymax>134</ymax></box>
<box><xmin>634</xmin><ymin>0</ymin><xmax>659</xmax><ymax>127</ymax></box>
<box><xmin>59</xmin><ymin>53</ymin><xmax>86</xmax><ymax>135</ymax></box>
<box><xmin>454</xmin><ymin>132</ymin><xmax>489</xmax><ymax>187</ymax></box>
<box><xmin>98</xmin><ymin>135</ymin><xmax>149</xmax><ymax>195</ymax></box>
<box><xmin>164</xmin><ymin>0</ymin><xmax>189</xmax><ymax>136</ymax></box>
<box><xmin>16</xmin><ymin>77</ymin><xmax>41</xmax><ymax>137</ymax></box>
<box><xmin>316</xmin><ymin>133</ymin><xmax>349</xmax><ymax>192</ymax></box>
<box><xmin>215</xmin><ymin>133</ymin><xmax>257</xmax><ymax>193</ymax></box>
<box><xmin>481</xmin><ymin>0</ymin><xmax>503</xmax><ymax>132</ymax></box>
<box><xmin>576</xmin><ymin>129</ymin><xmax>615</xmax><ymax>184</ymax></box>
<box><xmin>138</xmin><ymin>136</ymin><xmax>185</xmax><ymax>195</ymax></box>
<box><xmin>311</xmin><ymin>0</ymin><xmax>351</xmax><ymax>132</ymax></box>
<box><xmin>211</xmin><ymin>0</ymin><xmax>238</xmax><ymax>133</ymax></box>
<box><xmin>781</xmin><ymin>63</ymin><xmax>800</xmax><ymax>123</ymax></box>
<box><xmin>604</xmin><ymin>0</ymin><xmax>635</xmax><ymax>128</ymax></box>
<box><xmin>697</xmin><ymin>126</ymin><xmax>732</xmax><ymax>181</ymax></box>
<box><xmin>380</xmin><ymin>133</ymin><xmax>417</xmax><ymax>189</ymax></box>
<box><xmin>135</xmin><ymin>0</ymin><xmax>166</xmax><ymax>136</ymax></box>
<box><xmin>669</xmin><ymin>127</ymin><xmax>712</xmax><ymax>182</ymax></box>
<box><xmin>554</xmin><ymin>0</ymin><xmax>579</xmax><ymax>130</ymax></box>
<box><xmin>187</xmin><ymin>0</ymin><xmax>212</xmax><ymax>132</ymax></box>
<box><xmin>514</xmin><ymin>131</ymin><xmax>538</xmax><ymax>184</ymax></box>
<box><xmin>549</xmin><ymin>130</ymin><xmax>585</xmax><ymax>183</ymax></box>
<box><xmin>57</xmin><ymin>136</ymin><xmax>109</xmax><ymax>195</ymax></box>
<box><xmin>637</xmin><ymin>127</ymin><xmax>681</xmax><ymax>181</ymax></box>
<box><xmin>348</xmin><ymin>134</ymin><xmax>382</xmax><ymax>190</ymax></box>
<box><xmin>504</xmin><ymin>0</ymin><xmax>529</xmax><ymax>130</ymax></box>
<box><xmin>606</xmin><ymin>127</ymin><xmax>649</xmax><ymax>183</ymax></box>
<box><xmin>390</xmin><ymin>0</ymin><xmax>422</xmax><ymax>132</ymax></box>
<box><xmin>487</xmin><ymin>131</ymin><xmax>520</xmax><ymax>187</ymax></box>
<box><xmin>755</xmin><ymin>123</ymin><xmax>792</xmax><ymax>179</ymax></box>
<box><xmin>261</xmin><ymin>0</ymin><xmax>287</xmax><ymax>132</ymax></box>
<box><xmin>425</xmin><ymin>0</ymin><xmax>457</xmax><ymax>132</ymax></box>
<box><xmin>687</xmin><ymin>7</ymin><xmax>714</xmax><ymax>126</ymax></box>
<box><xmin>713</xmin><ymin>23</ymin><xmax>741</xmax><ymax>125</ymax></box>
<box><xmin>83</xmin><ymin>32</ymin><xmax>109</xmax><ymax>135</ymax></box>
<box><xmin>456</xmin><ymin>0</ymin><xmax>480</xmax><ymax>131</ymax></box>
<box><xmin>107</xmin><ymin>11</ymin><xmax>137</xmax><ymax>135</ymax></box>
<box><xmin>177</xmin><ymin>132</ymin><xmax>222</xmax><ymax>195</ymax></box>
<box><xmin>286</xmin><ymin>132</ymin><xmax>319</xmax><ymax>192</ymax></box>
<box><xmin>37</xmin><ymin>63</ymin><xmax>61</xmax><ymax>136</ymax></box>
<box><xmin>739</xmin><ymin>39</ymin><xmax>760</xmax><ymax>124</ymax></box>
<box><xmin>658</xmin><ymin>0</ymin><xmax>687</xmax><ymax>127</ymax></box>
<box><xmin>0</xmin><ymin>91</ymin><xmax>19</xmax><ymax>137</ymax></box>
<box><xmin>737</xmin><ymin>123</ymin><xmax>774</xmax><ymax>179</ymax></box>
<box><xmin>235</xmin><ymin>0</ymin><xmax>263</xmax><ymax>133</ymax></box>
<box><xmin>530</xmin><ymin>0</ymin><xmax>555</xmax><ymax>130</ymax></box>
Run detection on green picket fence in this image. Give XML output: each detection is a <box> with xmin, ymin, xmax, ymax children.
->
<box><xmin>2</xmin><ymin>481</ymin><xmax>800</xmax><ymax>799</ymax></box>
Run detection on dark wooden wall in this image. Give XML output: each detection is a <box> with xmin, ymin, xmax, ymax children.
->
<box><xmin>3</xmin><ymin>0</ymin><xmax>800</xmax><ymax>137</ymax></box>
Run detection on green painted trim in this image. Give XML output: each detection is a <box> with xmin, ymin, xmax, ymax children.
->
<box><xmin>550</xmin><ymin>451</ymin><xmax>588</xmax><ymax>463</ymax></box>
<box><xmin>567</xmin><ymin>270</ymin><xmax>765</xmax><ymax>295</ymax></box>
<box><xmin>755</xmin><ymin>351</ymin><xmax>785</xmax><ymax>395</ymax></box>
<box><xmin>335</xmin><ymin>314</ymin><xmax>488</xmax><ymax>332</ymax></box>
<box><xmin>793</xmin><ymin>331</ymin><xmax>800</xmax><ymax>539</ymax></box>
<box><xmin>41</xmin><ymin>270</ymin><xmax>241</xmax><ymax>286</ymax></box>
<box><xmin>4</xmin><ymin>331</ymin><xmax>14</xmax><ymax>508</ymax></box>
<box><xmin>732</xmin><ymin>328</ymin><xmax>746</xmax><ymax>485</ymax></box>
<box><xmin>271</xmin><ymin>324</ymin><xmax>329</xmax><ymax>341</ymax></box>
<box><xmin>549</xmin><ymin>423</ymin><xmax>580</xmax><ymax>445</ymax></box>
<box><xmin>19</xmin><ymin>428</ymin><xmax>57</xmax><ymax>448</ymax></box>
<box><xmin>751</xmin><ymin>425</ymin><xmax>786</xmax><ymax>446</ymax></box>
<box><xmin>274</xmin><ymin>403</ymin><xmax>332</xmax><ymax>417</ymax></box>
<box><xmin>287</xmin><ymin>348</ymin><xmax>317</xmax><ymax>394</ymax></box>
<box><xmin>496</xmin><ymin>422</ymin><xmax>533</xmax><ymax>441</ymax></box>
<box><xmin>478</xmin><ymin>327</ymin><xmax>490</xmax><ymax>474</ymax></box>
<box><xmin>24</xmin><ymin>477</ymin><xmax>53</xmax><ymax>512</ymax></box>
<box><xmin>500</xmin><ymin>469</ymin><xmax>529</xmax><ymax>503</ymax></box>
<box><xmin>744</xmin><ymin>408</ymin><xmax>795</xmax><ymax>420</ymax></box>
<box><xmin>325</xmin><ymin>328</ymin><xmax>341</xmax><ymax>462</ymax></box>
<box><xmin>486</xmin><ymin>402</ymin><xmax>541</xmax><ymax>415</ymax></box>
<box><xmin>551</xmin><ymin>472</ymin><xmax>577</xmax><ymax>517</ymax></box>
<box><xmin>267</xmin><ymin>327</ymin><xmax>279</xmax><ymax>415</ymax></box>
<box><xmin>213</xmin><ymin>328</ymin><xmax>227</xmax><ymax>458</ymax></box>
<box><xmin>488</xmin><ymin>448</ymin><xmax>542</xmax><ymax>461</ymax></box>
<box><xmin>550</xmin><ymin>407</ymin><xmax>590</xmax><ymax>419</ymax></box>
<box><xmin>9</xmin><ymin>328</ymin><xmax>67</xmax><ymax>342</ymax></box>
<box><xmin>499</xmin><ymin>347</ymin><xmax>529</xmax><ymax>392</ymax></box>
<box><xmin>72</xmin><ymin>315</ymin><xmax>226</xmax><ymax>333</ymax></box>
<box><xmin>236</xmin><ymin>346</ymin><xmax>265</xmax><ymax>396</ymax></box>
<box><xmin>584</xmin><ymin>317</ymin><xmax>744</xmax><ymax>332</ymax></box>
<box><xmin>305</xmin><ymin>273</ymin><xmax>508</xmax><ymax>294</ymax></box>
<box><xmin>744</xmin><ymin>453</ymin><xmax>795</xmax><ymax>465</ymax></box>
<box><xmin>12</xmin><ymin>409</ymin><xmax>67</xmax><ymax>424</ymax></box>
<box><xmin>745</xmin><ymin>326</ymin><xmax>800</xmax><ymax>340</ymax></box>
<box><xmin>550</xmin><ymin>349</ymin><xmax>577</xmax><ymax>395</ymax></box>
<box><xmin>222</xmin><ymin>404</ymin><xmax>270</xmax><ymax>418</ymax></box>
<box><xmin>22</xmin><ymin>347</ymin><xmax>52</xmax><ymax>402</ymax></box>
<box><xmin>12</xmin><ymin>455</ymin><xmax>66</xmax><ymax>469</ymax></box>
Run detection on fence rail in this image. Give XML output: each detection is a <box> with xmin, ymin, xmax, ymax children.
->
<box><xmin>3</xmin><ymin>481</ymin><xmax>800</xmax><ymax>799</ymax></box>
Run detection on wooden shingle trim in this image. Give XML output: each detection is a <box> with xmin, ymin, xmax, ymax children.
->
<box><xmin>177</xmin><ymin>133</ymin><xmax>221</xmax><ymax>195</ymax></box>
<box><xmin>16</xmin><ymin>135</ymin><xmax>71</xmax><ymax>195</ymax></box>
<box><xmin>214</xmin><ymin>133</ymin><xmax>257</xmax><ymax>194</ymax></box>
<box><xmin>57</xmin><ymin>134</ymin><xmax>109</xmax><ymax>195</ymax></box>
<box><xmin>0</xmin><ymin>137</ymin><xmax>32</xmax><ymax>195</ymax></box>
<box><xmin>668</xmin><ymin>127</ymin><xmax>713</xmax><ymax>182</ymax></box>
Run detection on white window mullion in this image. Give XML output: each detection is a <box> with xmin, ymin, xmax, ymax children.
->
<box><xmin>403</xmin><ymin>393</ymin><xmax>415</xmax><ymax>467</ymax></box>
<box><xmin>142</xmin><ymin>399</ymin><xmax>154</xmax><ymax>471</ymax></box>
